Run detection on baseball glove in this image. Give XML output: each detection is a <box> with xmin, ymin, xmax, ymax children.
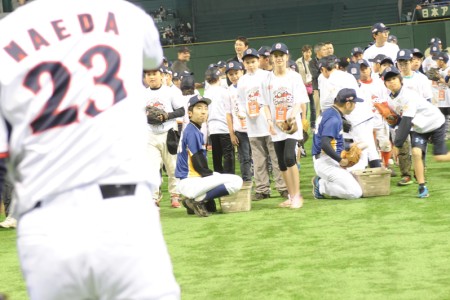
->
<box><xmin>146</xmin><ymin>106</ymin><xmax>168</xmax><ymax>125</ymax></box>
<box><xmin>276</xmin><ymin>118</ymin><xmax>298</xmax><ymax>134</ymax></box>
<box><xmin>425</xmin><ymin>67</ymin><xmax>441</xmax><ymax>82</ymax></box>
<box><xmin>373</xmin><ymin>101</ymin><xmax>400</xmax><ymax>127</ymax></box>
<box><xmin>340</xmin><ymin>144</ymin><xmax>362</xmax><ymax>167</ymax></box>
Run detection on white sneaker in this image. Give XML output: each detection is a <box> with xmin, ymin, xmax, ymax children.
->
<box><xmin>0</xmin><ymin>216</ymin><xmax>17</xmax><ymax>228</ymax></box>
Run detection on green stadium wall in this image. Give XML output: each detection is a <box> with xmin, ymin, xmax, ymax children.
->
<box><xmin>162</xmin><ymin>20</ymin><xmax>450</xmax><ymax>80</ymax></box>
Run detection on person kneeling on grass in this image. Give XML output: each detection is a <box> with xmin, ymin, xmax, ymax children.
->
<box><xmin>175</xmin><ymin>95</ymin><xmax>243</xmax><ymax>217</ymax></box>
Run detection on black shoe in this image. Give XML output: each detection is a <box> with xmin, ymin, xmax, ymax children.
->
<box><xmin>184</xmin><ymin>199</ymin><xmax>211</xmax><ymax>217</ymax></box>
<box><xmin>252</xmin><ymin>192</ymin><xmax>270</xmax><ymax>201</ymax></box>
<box><xmin>279</xmin><ymin>190</ymin><xmax>289</xmax><ymax>199</ymax></box>
<box><xmin>204</xmin><ymin>199</ymin><xmax>217</xmax><ymax>212</ymax></box>
<box><xmin>182</xmin><ymin>199</ymin><xmax>195</xmax><ymax>215</ymax></box>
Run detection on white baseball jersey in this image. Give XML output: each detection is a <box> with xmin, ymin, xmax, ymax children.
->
<box><xmin>145</xmin><ymin>85</ymin><xmax>183</xmax><ymax>134</ymax></box>
<box><xmin>402</xmin><ymin>72</ymin><xmax>433</xmax><ymax>101</ymax></box>
<box><xmin>437</xmin><ymin>66</ymin><xmax>450</xmax><ymax>107</ymax></box>
<box><xmin>0</xmin><ymin>0</ymin><xmax>162</xmax><ymax>217</ymax></box>
<box><xmin>359</xmin><ymin>77</ymin><xmax>390</xmax><ymax>129</ymax></box>
<box><xmin>204</xmin><ymin>84</ymin><xmax>230</xmax><ymax>134</ymax></box>
<box><xmin>262</xmin><ymin>70</ymin><xmax>309</xmax><ymax>142</ymax></box>
<box><xmin>224</xmin><ymin>84</ymin><xmax>247</xmax><ymax>132</ymax></box>
<box><xmin>237</xmin><ymin>69</ymin><xmax>271</xmax><ymax>138</ymax></box>
<box><xmin>319</xmin><ymin>70</ymin><xmax>360</xmax><ymax>111</ymax></box>
<box><xmin>388</xmin><ymin>87</ymin><xmax>445</xmax><ymax>133</ymax></box>
<box><xmin>422</xmin><ymin>56</ymin><xmax>438</xmax><ymax>73</ymax></box>
<box><xmin>364</xmin><ymin>42</ymin><xmax>399</xmax><ymax>67</ymax></box>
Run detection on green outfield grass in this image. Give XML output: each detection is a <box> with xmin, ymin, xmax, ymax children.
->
<box><xmin>1</xmin><ymin>140</ymin><xmax>450</xmax><ymax>299</ymax></box>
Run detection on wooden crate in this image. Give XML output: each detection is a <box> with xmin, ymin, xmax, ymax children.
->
<box><xmin>351</xmin><ymin>167</ymin><xmax>391</xmax><ymax>197</ymax></box>
<box><xmin>219</xmin><ymin>184</ymin><xmax>252</xmax><ymax>213</ymax></box>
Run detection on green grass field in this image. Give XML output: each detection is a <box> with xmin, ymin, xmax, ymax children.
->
<box><xmin>1</xmin><ymin>140</ymin><xmax>450</xmax><ymax>299</ymax></box>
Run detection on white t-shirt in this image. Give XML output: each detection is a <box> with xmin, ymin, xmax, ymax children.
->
<box><xmin>237</xmin><ymin>69</ymin><xmax>271</xmax><ymax>138</ymax></box>
<box><xmin>402</xmin><ymin>72</ymin><xmax>433</xmax><ymax>101</ymax></box>
<box><xmin>145</xmin><ymin>85</ymin><xmax>184</xmax><ymax>134</ymax></box>
<box><xmin>437</xmin><ymin>66</ymin><xmax>450</xmax><ymax>107</ymax></box>
<box><xmin>262</xmin><ymin>70</ymin><xmax>309</xmax><ymax>142</ymax></box>
<box><xmin>319</xmin><ymin>70</ymin><xmax>360</xmax><ymax>111</ymax></box>
<box><xmin>364</xmin><ymin>42</ymin><xmax>400</xmax><ymax>67</ymax></box>
<box><xmin>225</xmin><ymin>84</ymin><xmax>247</xmax><ymax>133</ymax></box>
<box><xmin>204</xmin><ymin>84</ymin><xmax>230</xmax><ymax>134</ymax></box>
<box><xmin>359</xmin><ymin>78</ymin><xmax>390</xmax><ymax>129</ymax></box>
<box><xmin>422</xmin><ymin>56</ymin><xmax>438</xmax><ymax>73</ymax></box>
<box><xmin>388</xmin><ymin>87</ymin><xmax>445</xmax><ymax>133</ymax></box>
<box><xmin>0</xmin><ymin>0</ymin><xmax>163</xmax><ymax>216</ymax></box>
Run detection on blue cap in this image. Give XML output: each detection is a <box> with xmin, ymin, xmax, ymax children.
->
<box><xmin>188</xmin><ymin>95</ymin><xmax>211</xmax><ymax>108</ymax></box>
<box><xmin>371</xmin><ymin>22</ymin><xmax>390</xmax><ymax>34</ymax></box>
<box><xmin>180</xmin><ymin>75</ymin><xmax>195</xmax><ymax>90</ymax></box>
<box><xmin>258</xmin><ymin>46</ymin><xmax>271</xmax><ymax>57</ymax></box>
<box><xmin>242</xmin><ymin>48</ymin><xmax>260</xmax><ymax>60</ymax></box>
<box><xmin>172</xmin><ymin>71</ymin><xmax>180</xmax><ymax>80</ymax></box>
<box><xmin>388</xmin><ymin>35</ymin><xmax>398</xmax><ymax>43</ymax></box>
<box><xmin>225</xmin><ymin>61</ymin><xmax>243</xmax><ymax>73</ymax></box>
<box><xmin>397</xmin><ymin>49</ymin><xmax>413</xmax><ymax>60</ymax></box>
<box><xmin>429</xmin><ymin>37</ymin><xmax>442</xmax><ymax>45</ymax></box>
<box><xmin>347</xmin><ymin>63</ymin><xmax>360</xmax><ymax>80</ymax></box>
<box><xmin>318</xmin><ymin>55</ymin><xmax>339</xmax><ymax>69</ymax></box>
<box><xmin>432</xmin><ymin>52</ymin><xmax>449</xmax><ymax>63</ymax></box>
<box><xmin>430</xmin><ymin>43</ymin><xmax>440</xmax><ymax>54</ymax></box>
<box><xmin>381</xmin><ymin>66</ymin><xmax>401</xmax><ymax>81</ymax></box>
<box><xmin>411</xmin><ymin>48</ymin><xmax>424</xmax><ymax>58</ymax></box>
<box><xmin>217</xmin><ymin>60</ymin><xmax>227</xmax><ymax>68</ymax></box>
<box><xmin>335</xmin><ymin>88</ymin><xmax>364</xmax><ymax>103</ymax></box>
<box><xmin>270</xmin><ymin>43</ymin><xmax>289</xmax><ymax>55</ymax></box>
<box><xmin>351</xmin><ymin>47</ymin><xmax>364</xmax><ymax>56</ymax></box>
<box><xmin>205</xmin><ymin>67</ymin><xmax>222</xmax><ymax>80</ymax></box>
<box><xmin>357</xmin><ymin>59</ymin><xmax>370</xmax><ymax>67</ymax></box>
<box><xmin>288</xmin><ymin>60</ymin><xmax>299</xmax><ymax>72</ymax></box>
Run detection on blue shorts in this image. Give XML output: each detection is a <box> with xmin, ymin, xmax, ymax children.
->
<box><xmin>411</xmin><ymin>122</ymin><xmax>448</xmax><ymax>155</ymax></box>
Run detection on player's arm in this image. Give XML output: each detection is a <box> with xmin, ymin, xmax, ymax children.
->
<box><xmin>167</xmin><ymin>107</ymin><xmax>185</xmax><ymax>120</ymax></box>
<box><xmin>393</xmin><ymin>116</ymin><xmax>413</xmax><ymax>148</ymax></box>
<box><xmin>191</xmin><ymin>152</ymin><xmax>213</xmax><ymax>177</ymax></box>
<box><xmin>321</xmin><ymin>136</ymin><xmax>342</xmax><ymax>163</ymax></box>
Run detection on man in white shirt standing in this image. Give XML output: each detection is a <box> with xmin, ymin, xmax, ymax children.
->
<box><xmin>364</xmin><ymin>23</ymin><xmax>400</xmax><ymax>67</ymax></box>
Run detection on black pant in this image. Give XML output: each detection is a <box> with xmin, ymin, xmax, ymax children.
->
<box><xmin>308</xmin><ymin>92</ymin><xmax>316</xmax><ymax>129</ymax></box>
<box><xmin>210</xmin><ymin>133</ymin><xmax>235</xmax><ymax>174</ymax></box>
<box><xmin>1</xmin><ymin>179</ymin><xmax>13</xmax><ymax>216</ymax></box>
<box><xmin>273</xmin><ymin>139</ymin><xmax>297</xmax><ymax>172</ymax></box>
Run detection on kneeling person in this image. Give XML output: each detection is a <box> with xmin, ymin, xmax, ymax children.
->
<box><xmin>175</xmin><ymin>96</ymin><xmax>243</xmax><ymax>217</ymax></box>
<box><xmin>311</xmin><ymin>88</ymin><xmax>363</xmax><ymax>199</ymax></box>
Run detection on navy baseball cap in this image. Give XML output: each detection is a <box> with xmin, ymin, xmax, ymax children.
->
<box><xmin>188</xmin><ymin>95</ymin><xmax>211</xmax><ymax>108</ymax></box>
<box><xmin>205</xmin><ymin>67</ymin><xmax>222</xmax><ymax>80</ymax></box>
<box><xmin>318</xmin><ymin>55</ymin><xmax>338</xmax><ymax>69</ymax></box>
<box><xmin>351</xmin><ymin>47</ymin><xmax>364</xmax><ymax>56</ymax></box>
<box><xmin>357</xmin><ymin>59</ymin><xmax>370</xmax><ymax>67</ymax></box>
<box><xmin>180</xmin><ymin>75</ymin><xmax>195</xmax><ymax>90</ymax></box>
<box><xmin>242</xmin><ymin>48</ymin><xmax>260</xmax><ymax>60</ymax></box>
<box><xmin>347</xmin><ymin>63</ymin><xmax>360</xmax><ymax>80</ymax></box>
<box><xmin>381</xmin><ymin>66</ymin><xmax>401</xmax><ymax>81</ymax></box>
<box><xmin>217</xmin><ymin>60</ymin><xmax>227</xmax><ymax>68</ymax></box>
<box><xmin>429</xmin><ymin>37</ymin><xmax>442</xmax><ymax>45</ymax></box>
<box><xmin>369</xmin><ymin>54</ymin><xmax>387</xmax><ymax>64</ymax></box>
<box><xmin>178</xmin><ymin>46</ymin><xmax>191</xmax><ymax>53</ymax></box>
<box><xmin>432</xmin><ymin>52</ymin><xmax>449</xmax><ymax>63</ymax></box>
<box><xmin>430</xmin><ymin>43</ymin><xmax>440</xmax><ymax>54</ymax></box>
<box><xmin>288</xmin><ymin>60</ymin><xmax>299</xmax><ymax>72</ymax></box>
<box><xmin>225</xmin><ymin>61</ymin><xmax>243</xmax><ymax>73</ymax></box>
<box><xmin>258</xmin><ymin>46</ymin><xmax>271</xmax><ymax>57</ymax></box>
<box><xmin>397</xmin><ymin>49</ymin><xmax>413</xmax><ymax>60</ymax></box>
<box><xmin>338</xmin><ymin>57</ymin><xmax>351</xmax><ymax>69</ymax></box>
<box><xmin>411</xmin><ymin>48</ymin><xmax>424</xmax><ymax>58</ymax></box>
<box><xmin>388</xmin><ymin>35</ymin><xmax>398</xmax><ymax>43</ymax></box>
<box><xmin>172</xmin><ymin>71</ymin><xmax>180</xmax><ymax>80</ymax></box>
<box><xmin>270</xmin><ymin>43</ymin><xmax>289</xmax><ymax>55</ymax></box>
<box><xmin>371</xmin><ymin>22</ymin><xmax>390</xmax><ymax>34</ymax></box>
<box><xmin>335</xmin><ymin>88</ymin><xmax>364</xmax><ymax>103</ymax></box>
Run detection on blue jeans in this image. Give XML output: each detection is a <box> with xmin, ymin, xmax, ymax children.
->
<box><xmin>235</xmin><ymin>131</ymin><xmax>252</xmax><ymax>181</ymax></box>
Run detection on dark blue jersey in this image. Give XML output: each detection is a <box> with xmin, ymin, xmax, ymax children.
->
<box><xmin>312</xmin><ymin>107</ymin><xmax>344</xmax><ymax>156</ymax></box>
<box><xmin>175</xmin><ymin>122</ymin><xmax>207</xmax><ymax>179</ymax></box>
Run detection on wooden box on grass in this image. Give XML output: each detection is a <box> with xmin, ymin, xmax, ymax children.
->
<box><xmin>351</xmin><ymin>167</ymin><xmax>391</xmax><ymax>197</ymax></box>
<box><xmin>219</xmin><ymin>183</ymin><xmax>252</xmax><ymax>213</ymax></box>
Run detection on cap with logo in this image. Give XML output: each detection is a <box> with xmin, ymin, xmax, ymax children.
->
<box><xmin>225</xmin><ymin>61</ymin><xmax>243</xmax><ymax>73</ymax></box>
<box><xmin>411</xmin><ymin>48</ymin><xmax>424</xmax><ymax>58</ymax></box>
<box><xmin>388</xmin><ymin>35</ymin><xmax>398</xmax><ymax>43</ymax></box>
<box><xmin>205</xmin><ymin>67</ymin><xmax>222</xmax><ymax>81</ymax></box>
<box><xmin>180</xmin><ymin>75</ymin><xmax>195</xmax><ymax>90</ymax></box>
<box><xmin>258</xmin><ymin>46</ymin><xmax>271</xmax><ymax>57</ymax></box>
<box><xmin>381</xmin><ymin>66</ymin><xmax>401</xmax><ymax>81</ymax></box>
<box><xmin>432</xmin><ymin>52</ymin><xmax>449</xmax><ymax>63</ymax></box>
<box><xmin>188</xmin><ymin>95</ymin><xmax>211</xmax><ymax>108</ymax></box>
<box><xmin>351</xmin><ymin>47</ymin><xmax>364</xmax><ymax>56</ymax></box>
<box><xmin>318</xmin><ymin>55</ymin><xmax>339</xmax><ymax>69</ymax></box>
<box><xmin>270</xmin><ymin>43</ymin><xmax>289</xmax><ymax>55</ymax></box>
<box><xmin>288</xmin><ymin>60</ymin><xmax>299</xmax><ymax>72</ymax></box>
<box><xmin>242</xmin><ymin>48</ymin><xmax>260</xmax><ymax>60</ymax></box>
<box><xmin>397</xmin><ymin>49</ymin><xmax>413</xmax><ymax>61</ymax></box>
<box><xmin>347</xmin><ymin>63</ymin><xmax>360</xmax><ymax>80</ymax></box>
<box><xmin>429</xmin><ymin>37</ymin><xmax>442</xmax><ymax>45</ymax></box>
<box><xmin>430</xmin><ymin>43</ymin><xmax>440</xmax><ymax>54</ymax></box>
<box><xmin>217</xmin><ymin>60</ymin><xmax>227</xmax><ymax>68</ymax></box>
<box><xmin>335</xmin><ymin>88</ymin><xmax>364</xmax><ymax>103</ymax></box>
<box><xmin>371</xmin><ymin>22</ymin><xmax>390</xmax><ymax>34</ymax></box>
<box><xmin>357</xmin><ymin>59</ymin><xmax>370</xmax><ymax>67</ymax></box>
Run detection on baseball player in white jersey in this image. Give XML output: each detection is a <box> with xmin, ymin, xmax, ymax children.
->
<box><xmin>422</xmin><ymin>44</ymin><xmax>439</xmax><ymax>73</ymax></box>
<box><xmin>262</xmin><ymin>43</ymin><xmax>309</xmax><ymax>209</ymax></box>
<box><xmin>364</xmin><ymin>23</ymin><xmax>399</xmax><ymax>68</ymax></box>
<box><xmin>0</xmin><ymin>0</ymin><xmax>179</xmax><ymax>299</ymax></box>
<box><xmin>144</xmin><ymin>67</ymin><xmax>184</xmax><ymax>208</ymax></box>
<box><xmin>237</xmin><ymin>48</ymin><xmax>288</xmax><ymax>200</ymax></box>
<box><xmin>382</xmin><ymin>67</ymin><xmax>450</xmax><ymax>198</ymax></box>
<box><xmin>433</xmin><ymin>52</ymin><xmax>450</xmax><ymax>135</ymax></box>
